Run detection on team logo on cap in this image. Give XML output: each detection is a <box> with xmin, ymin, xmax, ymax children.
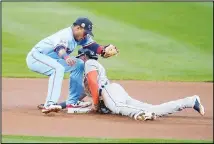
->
<box><xmin>81</xmin><ymin>23</ymin><xmax>85</xmax><ymax>28</ymax></box>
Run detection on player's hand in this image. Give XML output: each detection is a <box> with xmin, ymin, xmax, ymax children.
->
<box><xmin>89</xmin><ymin>104</ymin><xmax>99</xmax><ymax>113</ymax></box>
<box><xmin>93</xmin><ymin>104</ymin><xmax>99</xmax><ymax>111</ymax></box>
<box><xmin>65</xmin><ymin>57</ymin><xmax>76</xmax><ymax>66</ymax></box>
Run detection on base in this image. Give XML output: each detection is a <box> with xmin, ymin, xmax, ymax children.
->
<box><xmin>67</xmin><ymin>107</ymin><xmax>91</xmax><ymax>114</ymax></box>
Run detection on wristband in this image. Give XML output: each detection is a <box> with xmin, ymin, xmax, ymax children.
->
<box><xmin>62</xmin><ymin>53</ymin><xmax>69</xmax><ymax>60</ymax></box>
<box><xmin>97</xmin><ymin>46</ymin><xmax>103</xmax><ymax>54</ymax></box>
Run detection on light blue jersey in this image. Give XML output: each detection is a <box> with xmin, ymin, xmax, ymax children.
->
<box><xmin>26</xmin><ymin>26</ymin><xmax>94</xmax><ymax>108</ymax></box>
<box><xmin>31</xmin><ymin>27</ymin><xmax>94</xmax><ymax>59</ymax></box>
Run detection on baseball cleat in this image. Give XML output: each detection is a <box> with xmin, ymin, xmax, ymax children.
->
<box><xmin>66</xmin><ymin>100</ymin><xmax>92</xmax><ymax>108</ymax></box>
<box><xmin>42</xmin><ymin>104</ymin><xmax>62</xmax><ymax>114</ymax></box>
<box><xmin>37</xmin><ymin>104</ymin><xmax>44</xmax><ymax>110</ymax></box>
<box><xmin>193</xmin><ymin>95</ymin><xmax>205</xmax><ymax>116</ymax></box>
<box><xmin>134</xmin><ymin>111</ymin><xmax>156</xmax><ymax>121</ymax></box>
<box><xmin>66</xmin><ymin>101</ymin><xmax>92</xmax><ymax>114</ymax></box>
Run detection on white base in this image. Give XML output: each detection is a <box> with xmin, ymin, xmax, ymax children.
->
<box><xmin>67</xmin><ymin>107</ymin><xmax>91</xmax><ymax>114</ymax></box>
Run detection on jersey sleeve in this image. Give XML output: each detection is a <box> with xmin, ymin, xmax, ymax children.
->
<box><xmin>79</xmin><ymin>35</ymin><xmax>103</xmax><ymax>54</ymax></box>
<box><xmin>52</xmin><ymin>36</ymin><xmax>73</xmax><ymax>55</ymax></box>
<box><xmin>53</xmin><ymin>38</ymin><xmax>68</xmax><ymax>49</ymax></box>
<box><xmin>84</xmin><ymin>60</ymin><xmax>99</xmax><ymax>106</ymax></box>
<box><xmin>85</xmin><ymin>60</ymin><xmax>98</xmax><ymax>75</ymax></box>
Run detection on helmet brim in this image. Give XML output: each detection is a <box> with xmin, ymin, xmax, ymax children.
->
<box><xmin>75</xmin><ymin>53</ymin><xmax>85</xmax><ymax>58</ymax></box>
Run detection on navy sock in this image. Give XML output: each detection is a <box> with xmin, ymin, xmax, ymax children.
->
<box><xmin>58</xmin><ymin>101</ymin><xmax>66</xmax><ymax>109</ymax></box>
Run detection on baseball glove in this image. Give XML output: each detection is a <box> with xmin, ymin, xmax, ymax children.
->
<box><xmin>101</xmin><ymin>44</ymin><xmax>119</xmax><ymax>58</ymax></box>
<box><xmin>98</xmin><ymin>99</ymin><xmax>111</xmax><ymax>114</ymax></box>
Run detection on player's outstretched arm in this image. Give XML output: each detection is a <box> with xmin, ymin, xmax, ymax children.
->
<box><xmin>83</xmin><ymin>43</ymin><xmax>119</xmax><ymax>58</ymax></box>
<box><xmin>80</xmin><ymin>35</ymin><xmax>119</xmax><ymax>58</ymax></box>
<box><xmin>85</xmin><ymin>70</ymin><xmax>100</xmax><ymax>112</ymax></box>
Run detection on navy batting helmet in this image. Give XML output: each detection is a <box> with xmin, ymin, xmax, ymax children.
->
<box><xmin>76</xmin><ymin>48</ymin><xmax>98</xmax><ymax>60</ymax></box>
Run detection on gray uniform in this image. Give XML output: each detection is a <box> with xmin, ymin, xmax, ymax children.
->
<box><xmin>84</xmin><ymin>59</ymin><xmax>197</xmax><ymax>118</ymax></box>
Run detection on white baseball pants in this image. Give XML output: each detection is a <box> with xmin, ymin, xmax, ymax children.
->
<box><xmin>101</xmin><ymin>83</ymin><xmax>197</xmax><ymax>118</ymax></box>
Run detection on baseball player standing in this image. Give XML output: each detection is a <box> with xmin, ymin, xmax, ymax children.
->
<box><xmin>26</xmin><ymin>17</ymin><xmax>119</xmax><ymax>114</ymax></box>
<box><xmin>75</xmin><ymin>48</ymin><xmax>205</xmax><ymax>121</ymax></box>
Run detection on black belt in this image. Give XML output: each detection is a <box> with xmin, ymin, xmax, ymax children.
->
<box><xmin>99</xmin><ymin>89</ymin><xmax>102</xmax><ymax>97</ymax></box>
<box><xmin>99</xmin><ymin>81</ymin><xmax>109</xmax><ymax>96</ymax></box>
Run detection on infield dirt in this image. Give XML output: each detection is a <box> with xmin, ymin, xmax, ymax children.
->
<box><xmin>2</xmin><ymin>78</ymin><xmax>213</xmax><ymax>140</ymax></box>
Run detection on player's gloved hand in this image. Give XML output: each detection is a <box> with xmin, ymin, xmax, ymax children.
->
<box><xmin>99</xmin><ymin>107</ymin><xmax>111</xmax><ymax>114</ymax></box>
<box><xmin>98</xmin><ymin>100</ymin><xmax>111</xmax><ymax>114</ymax></box>
<box><xmin>65</xmin><ymin>57</ymin><xmax>76</xmax><ymax>66</ymax></box>
<box><xmin>101</xmin><ymin>44</ymin><xmax>119</xmax><ymax>58</ymax></box>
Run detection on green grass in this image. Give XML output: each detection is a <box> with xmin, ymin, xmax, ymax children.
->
<box><xmin>2</xmin><ymin>2</ymin><xmax>213</xmax><ymax>81</ymax></box>
<box><xmin>2</xmin><ymin>135</ymin><xmax>213</xmax><ymax>143</ymax></box>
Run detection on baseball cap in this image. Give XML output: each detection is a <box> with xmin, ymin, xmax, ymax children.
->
<box><xmin>73</xmin><ymin>17</ymin><xmax>94</xmax><ymax>37</ymax></box>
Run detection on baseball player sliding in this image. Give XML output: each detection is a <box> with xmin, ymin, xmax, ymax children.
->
<box><xmin>26</xmin><ymin>17</ymin><xmax>119</xmax><ymax>114</ymax></box>
<box><xmin>38</xmin><ymin>49</ymin><xmax>205</xmax><ymax>121</ymax></box>
<box><xmin>76</xmin><ymin>49</ymin><xmax>205</xmax><ymax>120</ymax></box>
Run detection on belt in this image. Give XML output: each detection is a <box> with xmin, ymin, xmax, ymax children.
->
<box><xmin>99</xmin><ymin>81</ymin><xmax>109</xmax><ymax>96</ymax></box>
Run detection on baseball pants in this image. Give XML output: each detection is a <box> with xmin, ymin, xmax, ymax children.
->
<box><xmin>102</xmin><ymin>83</ymin><xmax>197</xmax><ymax>117</ymax></box>
<box><xmin>26</xmin><ymin>50</ymin><xmax>84</xmax><ymax>107</ymax></box>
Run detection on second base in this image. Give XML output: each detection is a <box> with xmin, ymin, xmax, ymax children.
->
<box><xmin>67</xmin><ymin>107</ymin><xmax>91</xmax><ymax>114</ymax></box>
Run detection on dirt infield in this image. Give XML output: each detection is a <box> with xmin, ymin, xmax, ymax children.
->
<box><xmin>2</xmin><ymin>78</ymin><xmax>213</xmax><ymax>140</ymax></box>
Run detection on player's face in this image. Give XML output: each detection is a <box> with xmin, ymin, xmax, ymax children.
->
<box><xmin>73</xmin><ymin>26</ymin><xmax>86</xmax><ymax>41</ymax></box>
<box><xmin>79</xmin><ymin>55</ymin><xmax>88</xmax><ymax>62</ymax></box>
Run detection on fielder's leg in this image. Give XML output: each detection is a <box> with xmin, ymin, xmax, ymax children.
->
<box><xmin>37</xmin><ymin>92</ymin><xmax>88</xmax><ymax>110</ymax></box>
<box><xmin>57</xmin><ymin>58</ymin><xmax>91</xmax><ymax>112</ymax></box>
<box><xmin>26</xmin><ymin>51</ymin><xmax>64</xmax><ymax>113</ymax></box>
<box><xmin>57</xmin><ymin>92</ymin><xmax>88</xmax><ymax>110</ymax></box>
